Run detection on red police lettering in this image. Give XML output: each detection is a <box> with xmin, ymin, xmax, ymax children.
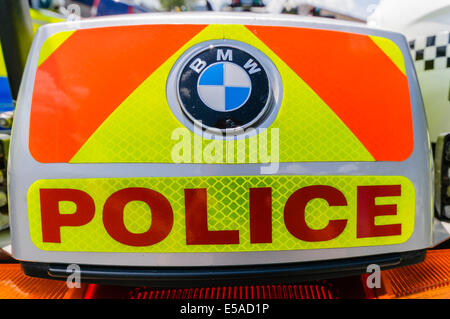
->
<box><xmin>357</xmin><ymin>185</ymin><xmax>402</xmax><ymax>238</ymax></box>
<box><xmin>40</xmin><ymin>188</ymin><xmax>95</xmax><ymax>243</ymax></box>
<box><xmin>39</xmin><ymin>184</ymin><xmax>405</xmax><ymax>246</ymax></box>
<box><xmin>103</xmin><ymin>188</ymin><xmax>173</xmax><ymax>246</ymax></box>
<box><xmin>284</xmin><ymin>185</ymin><xmax>348</xmax><ymax>242</ymax></box>
<box><xmin>249</xmin><ymin>187</ymin><xmax>272</xmax><ymax>244</ymax></box>
<box><xmin>185</xmin><ymin>188</ymin><xmax>239</xmax><ymax>245</ymax></box>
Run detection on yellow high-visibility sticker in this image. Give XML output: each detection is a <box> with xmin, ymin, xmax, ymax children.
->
<box><xmin>369</xmin><ymin>35</ymin><xmax>406</xmax><ymax>75</ymax></box>
<box><xmin>37</xmin><ymin>31</ymin><xmax>75</xmax><ymax>67</ymax></box>
<box><xmin>0</xmin><ymin>50</ymin><xmax>7</xmax><ymax>77</ymax></box>
<box><xmin>27</xmin><ymin>175</ymin><xmax>415</xmax><ymax>253</ymax></box>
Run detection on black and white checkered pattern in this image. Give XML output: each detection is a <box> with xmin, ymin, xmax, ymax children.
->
<box><xmin>408</xmin><ymin>31</ymin><xmax>450</xmax><ymax>71</ymax></box>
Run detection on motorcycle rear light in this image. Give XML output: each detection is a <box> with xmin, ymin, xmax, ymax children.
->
<box><xmin>84</xmin><ymin>281</ymin><xmax>339</xmax><ymax>300</ymax></box>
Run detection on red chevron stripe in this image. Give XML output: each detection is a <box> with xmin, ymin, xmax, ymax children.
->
<box><xmin>247</xmin><ymin>25</ymin><xmax>414</xmax><ymax>161</ymax></box>
<box><xmin>29</xmin><ymin>24</ymin><xmax>206</xmax><ymax>163</ymax></box>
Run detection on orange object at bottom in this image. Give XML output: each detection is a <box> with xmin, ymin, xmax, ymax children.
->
<box><xmin>1</xmin><ymin>249</ymin><xmax>449</xmax><ymax>299</ymax></box>
<box><xmin>0</xmin><ymin>263</ymin><xmax>86</xmax><ymax>299</ymax></box>
<box><xmin>368</xmin><ymin>249</ymin><xmax>450</xmax><ymax>299</ymax></box>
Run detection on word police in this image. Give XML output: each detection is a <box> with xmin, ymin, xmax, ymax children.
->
<box><xmin>39</xmin><ymin>184</ymin><xmax>403</xmax><ymax>246</ymax></box>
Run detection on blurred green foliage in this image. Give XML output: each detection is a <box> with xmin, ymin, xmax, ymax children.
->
<box><xmin>160</xmin><ymin>0</ymin><xmax>186</xmax><ymax>11</ymax></box>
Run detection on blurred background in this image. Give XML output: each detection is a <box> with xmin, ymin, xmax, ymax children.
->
<box><xmin>27</xmin><ymin>0</ymin><xmax>381</xmax><ymax>21</ymax></box>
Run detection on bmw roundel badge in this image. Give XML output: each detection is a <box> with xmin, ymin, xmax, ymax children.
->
<box><xmin>168</xmin><ymin>40</ymin><xmax>282</xmax><ymax>135</ymax></box>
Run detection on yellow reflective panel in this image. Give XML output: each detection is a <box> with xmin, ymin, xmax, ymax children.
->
<box><xmin>369</xmin><ymin>35</ymin><xmax>406</xmax><ymax>75</ymax></box>
<box><xmin>37</xmin><ymin>31</ymin><xmax>75</xmax><ymax>67</ymax></box>
<box><xmin>28</xmin><ymin>175</ymin><xmax>414</xmax><ymax>253</ymax></box>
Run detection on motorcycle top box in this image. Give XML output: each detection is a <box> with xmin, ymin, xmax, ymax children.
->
<box><xmin>8</xmin><ymin>13</ymin><xmax>433</xmax><ymax>285</ymax></box>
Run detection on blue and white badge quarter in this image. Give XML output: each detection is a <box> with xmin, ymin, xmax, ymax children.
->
<box><xmin>197</xmin><ymin>62</ymin><xmax>251</xmax><ymax>112</ymax></box>
<box><xmin>167</xmin><ymin>40</ymin><xmax>282</xmax><ymax>134</ymax></box>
